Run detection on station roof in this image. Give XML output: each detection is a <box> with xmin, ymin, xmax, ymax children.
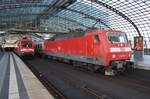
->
<box><xmin>0</xmin><ymin>0</ymin><xmax>150</xmax><ymax>44</ymax></box>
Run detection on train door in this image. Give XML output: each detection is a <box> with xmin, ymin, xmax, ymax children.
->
<box><xmin>93</xmin><ymin>34</ymin><xmax>105</xmax><ymax>66</ymax></box>
<box><xmin>93</xmin><ymin>34</ymin><xmax>101</xmax><ymax>57</ymax></box>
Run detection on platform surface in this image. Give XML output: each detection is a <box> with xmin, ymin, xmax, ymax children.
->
<box><xmin>0</xmin><ymin>52</ymin><xmax>54</xmax><ymax>99</ymax></box>
<box><xmin>132</xmin><ymin>54</ymin><xmax>150</xmax><ymax>70</ymax></box>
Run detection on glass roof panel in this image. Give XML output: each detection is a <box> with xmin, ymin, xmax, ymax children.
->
<box><xmin>0</xmin><ymin>0</ymin><xmax>57</xmax><ymax>30</ymax></box>
<box><xmin>0</xmin><ymin>0</ymin><xmax>150</xmax><ymax>48</ymax></box>
<box><xmin>99</xmin><ymin>0</ymin><xmax>150</xmax><ymax>46</ymax></box>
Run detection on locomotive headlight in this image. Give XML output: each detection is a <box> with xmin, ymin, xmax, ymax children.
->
<box><xmin>21</xmin><ymin>49</ymin><xmax>24</xmax><ymax>52</ymax></box>
<box><xmin>112</xmin><ymin>54</ymin><xmax>116</xmax><ymax>58</ymax></box>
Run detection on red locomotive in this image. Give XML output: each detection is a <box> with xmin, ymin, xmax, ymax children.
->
<box><xmin>14</xmin><ymin>38</ymin><xmax>35</xmax><ymax>56</ymax></box>
<box><xmin>43</xmin><ymin>29</ymin><xmax>134</xmax><ymax>75</ymax></box>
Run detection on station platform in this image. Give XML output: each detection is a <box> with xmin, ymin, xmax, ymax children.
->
<box><xmin>132</xmin><ymin>54</ymin><xmax>150</xmax><ymax>70</ymax></box>
<box><xmin>0</xmin><ymin>52</ymin><xmax>54</xmax><ymax>99</ymax></box>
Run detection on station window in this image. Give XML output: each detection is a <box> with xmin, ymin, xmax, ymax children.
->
<box><xmin>94</xmin><ymin>35</ymin><xmax>100</xmax><ymax>43</ymax></box>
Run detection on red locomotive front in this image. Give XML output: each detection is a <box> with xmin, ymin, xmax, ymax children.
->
<box><xmin>15</xmin><ymin>38</ymin><xmax>35</xmax><ymax>56</ymax></box>
<box><xmin>43</xmin><ymin>29</ymin><xmax>133</xmax><ymax>75</ymax></box>
<box><xmin>100</xmin><ymin>30</ymin><xmax>133</xmax><ymax>75</ymax></box>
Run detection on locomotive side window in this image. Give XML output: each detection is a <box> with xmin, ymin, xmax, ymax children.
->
<box><xmin>107</xmin><ymin>33</ymin><xmax>127</xmax><ymax>43</ymax></box>
<box><xmin>94</xmin><ymin>35</ymin><xmax>100</xmax><ymax>43</ymax></box>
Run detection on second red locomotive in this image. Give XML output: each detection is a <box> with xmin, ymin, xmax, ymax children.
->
<box><xmin>14</xmin><ymin>38</ymin><xmax>35</xmax><ymax>56</ymax></box>
<box><xmin>43</xmin><ymin>29</ymin><xmax>134</xmax><ymax>75</ymax></box>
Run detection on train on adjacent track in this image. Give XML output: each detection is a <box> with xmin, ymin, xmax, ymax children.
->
<box><xmin>14</xmin><ymin>38</ymin><xmax>35</xmax><ymax>56</ymax></box>
<box><xmin>42</xmin><ymin>29</ymin><xmax>134</xmax><ymax>75</ymax></box>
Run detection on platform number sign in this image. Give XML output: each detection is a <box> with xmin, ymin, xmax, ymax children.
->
<box><xmin>134</xmin><ymin>36</ymin><xmax>143</xmax><ymax>51</ymax></box>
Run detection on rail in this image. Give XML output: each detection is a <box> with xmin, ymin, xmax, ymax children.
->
<box><xmin>25</xmin><ymin>61</ymin><xmax>67</xmax><ymax>99</ymax></box>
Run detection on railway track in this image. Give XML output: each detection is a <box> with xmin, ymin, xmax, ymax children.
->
<box><xmin>77</xmin><ymin>66</ymin><xmax>150</xmax><ymax>94</ymax></box>
<box><xmin>60</xmin><ymin>73</ymin><xmax>107</xmax><ymax>99</ymax></box>
<box><xmin>48</xmin><ymin>57</ymin><xmax>150</xmax><ymax>94</ymax></box>
<box><xmin>81</xmin><ymin>86</ymin><xmax>107</xmax><ymax>99</ymax></box>
<box><xmin>24</xmin><ymin>57</ymin><xmax>109</xmax><ymax>99</ymax></box>
<box><xmin>27</xmin><ymin>62</ymin><xmax>107</xmax><ymax>99</ymax></box>
<box><xmin>112</xmin><ymin>73</ymin><xmax>150</xmax><ymax>93</ymax></box>
<box><xmin>58</xmin><ymin>59</ymin><xmax>150</xmax><ymax>93</ymax></box>
<box><xmin>24</xmin><ymin>57</ymin><xmax>150</xmax><ymax>99</ymax></box>
<box><xmin>59</xmin><ymin>58</ymin><xmax>150</xmax><ymax>93</ymax></box>
<box><xmin>24</xmin><ymin>60</ymin><xmax>67</xmax><ymax>99</ymax></box>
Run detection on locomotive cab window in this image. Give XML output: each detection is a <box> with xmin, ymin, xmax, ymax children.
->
<box><xmin>107</xmin><ymin>32</ymin><xmax>127</xmax><ymax>43</ymax></box>
<box><xmin>22</xmin><ymin>42</ymin><xmax>32</xmax><ymax>47</ymax></box>
<box><xmin>94</xmin><ymin>35</ymin><xmax>100</xmax><ymax>43</ymax></box>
